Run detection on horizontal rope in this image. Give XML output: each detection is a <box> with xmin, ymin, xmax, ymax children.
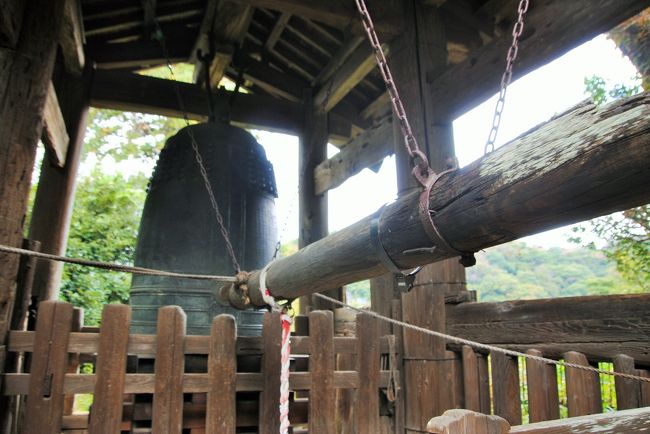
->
<box><xmin>313</xmin><ymin>293</ymin><xmax>650</xmax><ymax>384</ymax></box>
<box><xmin>0</xmin><ymin>244</ymin><xmax>236</xmax><ymax>282</ymax></box>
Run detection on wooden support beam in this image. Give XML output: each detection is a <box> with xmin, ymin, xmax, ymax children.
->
<box><xmin>226</xmin><ymin>0</ymin><xmax>401</xmax><ymax>35</ymax></box>
<box><xmin>220</xmin><ymin>93</ymin><xmax>650</xmax><ymax>307</ymax></box>
<box><xmin>0</xmin><ymin>0</ymin><xmax>66</xmax><ymax>380</ymax></box>
<box><xmin>446</xmin><ymin>293</ymin><xmax>650</xmax><ymax>363</ymax></box>
<box><xmin>29</xmin><ymin>68</ymin><xmax>92</xmax><ymax>302</ymax></box>
<box><xmin>313</xmin><ymin>41</ymin><xmax>387</xmax><ymax>113</ymax></box>
<box><xmin>314</xmin><ymin>120</ymin><xmax>392</xmax><ymax>194</ymax></box>
<box><xmin>265</xmin><ymin>12</ymin><xmax>291</xmax><ymax>51</ymax></box>
<box><xmin>60</xmin><ymin>0</ymin><xmax>85</xmax><ymax>75</ymax></box>
<box><xmin>41</xmin><ymin>82</ymin><xmax>70</xmax><ymax>167</ymax></box>
<box><xmin>429</xmin><ymin>0</ymin><xmax>650</xmax><ymax>121</ymax></box>
<box><xmin>88</xmin><ymin>69</ymin><xmax>353</xmax><ymax>137</ymax></box>
<box><xmin>192</xmin><ymin>0</ymin><xmax>252</xmax><ymax>88</ymax></box>
<box><xmin>312</xmin><ymin>35</ymin><xmax>365</xmax><ymax>88</ymax></box>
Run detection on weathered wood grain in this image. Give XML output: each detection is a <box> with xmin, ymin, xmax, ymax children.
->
<box><xmin>446</xmin><ymin>294</ymin><xmax>650</xmax><ymax>363</ymax></box>
<box><xmin>41</xmin><ymin>81</ymin><xmax>69</xmax><ymax>167</ymax></box>
<box><xmin>23</xmin><ymin>301</ymin><xmax>73</xmax><ymax>433</ymax></box>
<box><xmin>235</xmin><ymin>93</ymin><xmax>650</xmax><ymax>306</ymax></box>
<box><xmin>259</xmin><ymin>312</ymin><xmax>282</xmax><ymax>434</ymax></box>
<box><xmin>356</xmin><ymin>313</ymin><xmax>380</xmax><ymax>433</ymax></box>
<box><xmin>60</xmin><ymin>0</ymin><xmax>85</xmax><ymax>75</ymax></box>
<box><xmin>206</xmin><ymin>314</ymin><xmax>237</xmax><ymax>433</ymax></box>
<box><xmin>563</xmin><ymin>352</ymin><xmax>601</xmax><ymax>417</ymax></box>
<box><xmin>461</xmin><ymin>346</ymin><xmax>480</xmax><ymax>412</ymax></box>
<box><xmin>309</xmin><ymin>311</ymin><xmax>335</xmax><ymax>434</ymax></box>
<box><xmin>525</xmin><ymin>349</ymin><xmax>560</xmax><ymax>423</ymax></box>
<box><xmin>491</xmin><ymin>353</ymin><xmax>522</xmax><ymax>426</ymax></box>
<box><xmin>88</xmin><ymin>304</ymin><xmax>131</xmax><ymax>434</ymax></box>
<box><xmin>152</xmin><ymin>306</ymin><xmax>186</xmax><ymax>433</ymax></box>
<box><xmin>509</xmin><ymin>406</ymin><xmax>650</xmax><ymax>433</ymax></box>
<box><xmin>613</xmin><ymin>354</ymin><xmax>642</xmax><ymax>410</ymax></box>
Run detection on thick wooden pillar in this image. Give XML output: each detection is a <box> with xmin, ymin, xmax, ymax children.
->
<box><xmin>298</xmin><ymin>91</ymin><xmax>339</xmax><ymax>312</ymax></box>
<box><xmin>373</xmin><ymin>1</ymin><xmax>467</xmax><ymax>431</ymax></box>
<box><xmin>0</xmin><ymin>0</ymin><xmax>67</xmax><ymax>357</ymax></box>
<box><xmin>28</xmin><ymin>67</ymin><xmax>92</xmax><ymax>302</ymax></box>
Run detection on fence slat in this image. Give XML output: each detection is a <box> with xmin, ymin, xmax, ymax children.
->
<box><xmin>152</xmin><ymin>306</ymin><xmax>187</xmax><ymax>433</ymax></box>
<box><xmin>356</xmin><ymin>313</ymin><xmax>380</xmax><ymax>433</ymax></box>
<box><xmin>461</xmin><ymin>346</ymin><xmax>480</xmax><ymax>412</ymax></box>
<box><xmin>639</xmin><ymin>369</ymin><xmax>650</xmax><ymax>407</ymax></box>
<box><xmin>87</xmin><ymin>304</ymin><xmax>131</xmax><ymax>434</ymax></box>
<box><xmin>23</xmin><ymin>301</ymin><xmax>74</xmax><ymax>434</ymax></box>
<box><xmin>206</xmin><ymin>314</ymin><xmax>237</xmax><ymax>434</ymax></box>
<box><xmin>310</xmin><ymin>310</ymin><xmax>335</xmax><ymax>434</ymax></box>
<box><xmin>613</xmin><ymin>354</ymin><xmax>642</xmax><ymax>410</ymax></box>
<box><xmin>491</xmin><ymin>352</ymin><xmax>522</xmax><ymax>425</ymax></box>
<box><xmin>476</xmin><ymin>353</ymin><xmax>491</xmax><ymax>414</ymax></box>
<box><xmin>259</xmin><ymin>311</ymin><xmax>282</xmax><ymax>434</ymax></box>
<box><xmin>525</xmin><ymin>349</ymin><xmax>559</xmax><ymax>422</ymax></box>
<box><xmin>563</xmin><ymin>351</ymin><xmax>601</xmax><ymax>417</ymax></box>
<box><xmin>63</xmin><ymin>308</ymin><xmax>83</xmax><ymax>415</ymax></box>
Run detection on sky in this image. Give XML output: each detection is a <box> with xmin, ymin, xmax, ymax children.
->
<box><xmin>256</xmin><ymin>34</ymin><xmax>641</xmax><ymax>248</ymax></box>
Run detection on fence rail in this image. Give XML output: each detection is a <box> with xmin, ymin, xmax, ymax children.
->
<box><xmin>2</xmin><ymin>301</ymin><xmax>398</xmax><ymax>433</ymax></box>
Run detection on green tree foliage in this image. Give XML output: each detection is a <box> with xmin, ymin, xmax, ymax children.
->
<box><xmin>60</xmin><ymin>171</ymin><xmax>147</xmax><ymax>325</ymax></box>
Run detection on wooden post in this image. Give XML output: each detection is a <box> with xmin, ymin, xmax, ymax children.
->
<box><xmin>525</xmin><ymin>349</ymin><xmax>560</xmax><ymax>422</ymax></box>
<box><xmin>613</xmin><ymin>354</ymin><xmax>642</xmax><ymax>410</ymax></box>
<box><xmin>206</xmin><ymin>314</ymin><xmax>237</xmax><ymax>433</ymax></box>
<box><xmin>563</xmin><ymin>351</ymin><xmax>602</xmax><ymax>417</ymax></box>
<box><xmin>387</xmin><ymin>1</ymin><xmax>466</xmax><ymax>429</ymax></box>
<box><xmin>309</xmin><ymin>310</ymin><xmax>335</xmax><ymax>433</ymax></box>
<box><xmin>0</xmin><ymin>0</ymin><xmax>66</xmax><ymax>372</ymax></box>
<box><xmin>259</xmin><ymin>312</ymin><xmax>282</xmax><ymax>434</ymax></box>
<box><xmin>299</xmin><ymin>90</ymin><xmax>341</xmax><ymax>312</ymax></box>
<box><xmin>491</xmin><ymin>352</ymin><xmax>522</xmax><ymax>426</ymax></box>
<box><xmin>28</xmin><ymin>66</ymin><xmax>92</xmax><ymax>302</ymax></box>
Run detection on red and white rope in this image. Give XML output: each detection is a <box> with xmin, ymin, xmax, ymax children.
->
<box><xmin>260</xmin><ymin>263</ymin><xmax>292</xmax><ymax>434</ymax></box>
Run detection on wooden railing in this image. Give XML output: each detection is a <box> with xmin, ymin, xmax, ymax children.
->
<box><xmin>2</xmin><ymin>301</ymin><xmax>398</xmax><ymax>433</ymax></box>
<box><xmin>446</xmin><ymin>293</ymin><xmax>650</xmax><ymax>428</ymax></box>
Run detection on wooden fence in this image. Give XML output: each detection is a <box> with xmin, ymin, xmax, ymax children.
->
<box><xmin>2</xmin><ymin>301</ymin><xmax>398</xmax><ymax>433</ymax></box>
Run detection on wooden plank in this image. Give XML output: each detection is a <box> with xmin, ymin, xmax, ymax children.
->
<box><xmin>206</xmin><ymin>314</ymin><xmax>237</xmax><ymax>433</ymax></box>
<box><xmin>361</xmin><ymin>91</ymin><xmax>390</xmax><ymax>121</ymax></box>
<box><xmin>266</xmin><ymin>12</ymin><xmax>291</xmax><ymax>51</ymax></box>
<box><xmin>563</xmin><ymin>351</ymin><xmax>601</xmax><ymax>417</ymax></box>
<box><xmin>429</xmin><ymin>0</ymin><xmax>650</xmax><ymax>122</ymax></box>
<box><xmin>490</xmin><ymin>352</ymin><xmax>522</xmax><ymax>426</ymax></box>
<box><xmin>461</xmin><ymin>346</ymin><xmax>480</xmax><ymax>412</ymax></box>
<box><xmin>314</xmin><ymin>120</ymin><xmax>393</xmax><ymax>194</ymax></box>
<box><xmin>88</xmin><ymin>304</ymin><xmax>131</xmax><ymax>434</ymax></box>
<box><xmin>476</xmin><ymin>353</ymin><xmax>491</xmax><ymax>414</ymax></box>
<box><xmin>60</xmin><ymin>0</ymin><xmax>85</xmax><ymax>75</ymax></box>
<box><xmin>356</xmin><ymin>313</ymin><xmax>380</xmax><ymax>433</ymax></box>
<box><xmin>510</xmin><ymin>406</ymin><xmax>650</xmax><ymax>433</ymax></box>
<box><xmin>525</xmin><ymin>349</ymin><xmax>559</xmax><ymax>423</ymax></box>
<box><xmin>89</xmin><ymin>34</ymin><xmax>192</xmax><ymax>70</ymax></box>
<box><xmin>63</xmin><ymin>308</ymin><xmax>83</xmax><ymax>415</ymax></box>
<box><xmin>426</xmin><ymin>409</ymin><xmax>510</xmax><ymax>434</ymax></box>
<box><xmin>613</xmin><ymin>354</ymin><xmax>642</xmax><ymax>410</ymax></box>
<box><xmin>313</xmin><ymin>41</ymin><xmax>387</xmax><ymax>112</ymax></box>
<box><xmin>152</xmin><ymin>306</ymin><xmax>187</xmax><ymax>433</ymax></box>
<box><xmin>446</xmin><ymin>294</ymin><xmax>650</xmax><ymax>363</ymax></box>
<box><xmin>259</xmin><ymin>312</ymin><xmax>282</xmax><ymax>434</ymax></box>
<box><xmin>23</xmin><ymin>301</ymin><xmax>74</xmax><ymax>434</ymax></box>
<box><xmin>309</xmin><ymin>310</ymin><xmax>335</xmax><ymax>434</ymax></box>
<box><xmin>89</xmin><ymin>69</ymin><xmax>351</xmax><ymax>138</ymax></box>
<box><xmin>29</xmin><ymin>67</ymin><xmax>91</xmax><ymax>302</ymax></box>
<box><xmin>41</xmin><ymin>81</ymin><xmax>70</xmax><ymax>167</ymax></box>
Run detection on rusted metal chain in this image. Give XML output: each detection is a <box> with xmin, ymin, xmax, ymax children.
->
<box><xmin>313</xmin><ymin>293</ymin><xmax>650</xmax><ymax>384</ymax></box>
<box><xmin>484</xmin><ymin>0</ymin><xmax>530</xmax><ymax>154</ymax></box>
<box><xmin>153</xmin><ymin>20</ymin><xmax>241</xmax><ymax>273</ymax></box>
<box><xmin>354</xmin><ymin>0</ymin><xmax>435</xmax><ymax>188</ymax></box>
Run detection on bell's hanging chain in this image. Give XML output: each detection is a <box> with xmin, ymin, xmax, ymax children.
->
<box><xmin>484</xmin><ymin>0</ymin><xmax>530</xmax><ymax>155</ymax></box>
<box><xmin>354</xmin><ymin>0</ymin><xmax>435</xmax><ymax>188</ymax></box>
<box><xmin>153</xmin><ymin>21</ymin><xmax>241</xmax><ymax>273</ymax></box>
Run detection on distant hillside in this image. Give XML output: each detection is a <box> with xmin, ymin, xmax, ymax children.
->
<box><xmin>467</xmin><ymin>242</ymin><xmax>639</xmax><ymax>302</ymax></box>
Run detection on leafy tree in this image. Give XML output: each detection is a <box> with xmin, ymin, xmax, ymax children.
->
<box><xmin>60</xmin><ymin>170</ymin><xmax>147</xmax><ymax>324</ymax></box>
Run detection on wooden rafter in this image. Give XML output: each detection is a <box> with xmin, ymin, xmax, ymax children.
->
<box><xmin>265</xmin><ymin>12</ymin><xmax>291</xmax><ymax>51</ymax></box>
<box><xmin>313</xmin><ymin>41</ymin><xmax>387</xmax><ymax>113</ymax></box>
<box><xmin>60</xmin><ymin>0</ymin><xmax>85</xmax><ymax>75</ymax></box>
<box><xmin>312</xmin><ymin>35</ymin><xmax>365</xmax><ymax>88</ymax></box>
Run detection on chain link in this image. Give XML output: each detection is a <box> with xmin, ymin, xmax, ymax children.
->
<box><xmin>354</xmin><ymin>0</ymin><xmax>436</xmax><ymax>188</ymax></box>
<box><xmin>484</xmin><ymin>0</ymin><xmax>530</xmax><ymax>155</ymax></box>
<box><xmin>153</xmin><ymin>22</ymin><xmax>241</xmax><ymax>273</ymax></box>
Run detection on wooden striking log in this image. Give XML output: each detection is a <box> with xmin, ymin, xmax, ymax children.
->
<box><xmin>221</xmin><ymin>93</ymin><xmax>650</xmax><ymax>308</ymax></box>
